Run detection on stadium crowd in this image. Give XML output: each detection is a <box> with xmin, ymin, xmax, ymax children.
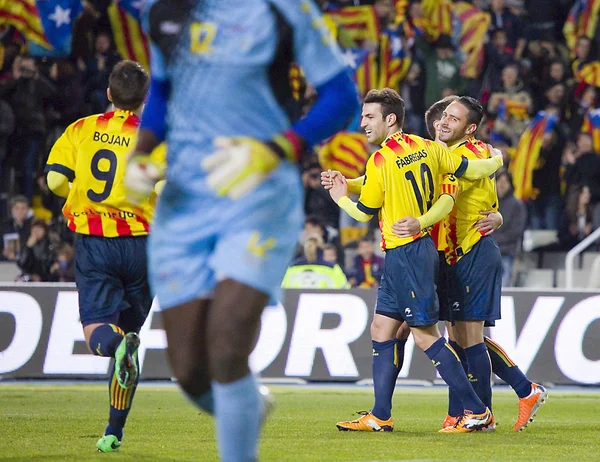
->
<box><xmin>0</xmin><ymin>0</ymin><xmax>599</xmax><ymax>284</ymax></box>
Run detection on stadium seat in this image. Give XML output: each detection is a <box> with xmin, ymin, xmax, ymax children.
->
<box><xmin>0</xmin><ymin>262</ymin><xmax>20</xmax><ymax>282</ymax></box>
<box><xmin>522</xmin><ymin>269</ymin><xmax>554</xmax><ymax>288</ymax></box>
<box><xmin>581</xmin><ymin>252</ymin><xmax>600</xmax><ymax>270</ymax></box>
<box><xmin>555</xmin><ymin>269</ymin><xmax>588</xmax><ymax>289</ymax></box>
<box><xmin>540</xmin><ymin>251</ymin><xmax>569</xmax><ymax>270</ymax></box>
<box><xmin>522</xmin><ymin>229</ymin><xmax>559</xmax><ymax>251</ymax></box>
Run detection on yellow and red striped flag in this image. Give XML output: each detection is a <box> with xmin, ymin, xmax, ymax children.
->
<box><xmin>509</xmin><ymin>111</ymin><xmax>557</xmax><ymax>200</ymax></box>
<box><xmin>563</xmin><ymin>0</ymin><xmax>600</xmax><ymax>54</ymax></box>
<box><xmin>0</xmin><ymin>0</ymin><xmax>51</xmax><ymax>48</ymax></box>
<box><xmin>577</xmin><ymin>61</ymin><xmax>600</xmax><ymax>87</ymax></box>
<box><xmin>108</xmin><ymin>0</ymin><xmax>149</xmax><ymax>71</ymax></box>
<box><xmin>325</xmin><ymin>5</ymin><xmax>380</xmax><ymax>46</ymax></box>
<box><xmin>318</xmin><ymin>131</ymin><xmax>370</xmax><ymax>179</ymax></box>
<box><xmin>453</xmin><ymin>1</ymin><xmax>489</xmax><ymax>79</ymax></box>
<box><xmin>421</xmin><ymin>0</ymin><xmax>453</xmax><ymax>42</ymax></box>
<box><xmin>581</xmin><ymin>108</ymin><xmax>600</xmax><ymax>153</ymax></box>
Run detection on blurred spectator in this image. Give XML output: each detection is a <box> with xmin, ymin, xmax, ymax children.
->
<box><xmin>400</xmin><ymin>62</ymin><xmax>426</xmax><ymax>135</ymax></box>
<box><xmin>419</xmin><ymin>34</ymin><xmax>463</xmax><ymax>108</ymax></box>
<box><xmin>1</xmin><ymin>195</ymin><xmax>33</xmax><ymax>262</ymax></box>
<box><xmin>488</xmin><ymin>62</ymin><xmax>532</xmax><ymax>146</ymax></box>
<box><xmin>558</xmin><ymin>184</ymin><xmax>594</xmax><ymax>250</ymax></box>
<box><xmin>487</xmin><ymin>0</ymin><xmax>526</xmax><ymax>58</ymax></box>
<box><xmin>282</xmin><ymin>233</ymin><xmax>348</xmax><ymax>289</ymax></box>
<box><xmin>484</xmin><ymin>29</ymin><xmax>515</xmax><ymax>92</ymax></box>
<box><xmin>0</xmin><ymin>55</ymin><xmax>56</xmax><ymax>200</ymax></box>
<box><xmin>0</xmin><ymin>98</ymin><xmax>15</xmax><ymax>190</ymax></box>
<box><xmin>303</xmin><ymin>163</ymin><xmax>340</xmax><ymax>230</ymax></box>
<box><xmin>48</xmin><ymin>60</ymin><xmax>85</xmax><ymax>132</ymax></box>
<box><xmin>347</xmin><ymin>237</ymin><xmax>384</xmax><ymax>288</ymax></box>
<box><xmin>529</xmin><ymin>122</ymin><xmax>565</xmax><ymax>230</ymax></box>
<box><xmin>493</xmin><ymin>169</ymin><xmax>526</xmax><ymax>286</ymax></box>
<box><xmin>81</xmin><ymin>31</ymin><xmax>121</xmax><ymax>113</ymax></box>
<box><xmin>562</xmin><ymin>133</ymin><xmax>600</xmax><ymax>202</ymax></box>
<box><xmin>299</xmin><ymin>215</ymin><xmax>343</xmax><ymax>265</ymax></box>
<box><xmin>322</xmin><ymin>243</ymin><xmax>339</xmax><ymax>266</ymax></box>
<box><xmin>50</xmin><ymin>243</ymin><xmax>75</xmax><ymax>282</ymax></box>
<box><xmin>568</xmin><ymin>84</ymin><xmax>596</xmax><ymax>135</ymax></box>
<box><xmin>16</xmin><ymin>218</ymin><xmax>56</xmax><ymax>282</ymax></box>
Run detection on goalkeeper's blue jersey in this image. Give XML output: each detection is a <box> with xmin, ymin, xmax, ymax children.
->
<box><xmin>144</xmin><ymin>0</ymin><xmax>346</xmax><ymax>183</ymax></box>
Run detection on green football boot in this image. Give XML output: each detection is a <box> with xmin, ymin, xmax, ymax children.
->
<box><xmin>114</xmin><ymin>332</ymin><xmax>140</xmax><ymax>389</ymax></box>
<box><xmin>96</xmin><ymin>434</ymin><xmax>121</xmax><ymax>452</ymax></box>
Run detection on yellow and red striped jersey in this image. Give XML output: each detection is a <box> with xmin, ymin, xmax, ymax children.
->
<box><xmin>442</xmin><ymin>137</ymin><xmax>498</xmax><ymax>264</ymax></box>
<box><xmin>431</xmin><ymin>173</ymin><xmax>460</xmax><ymax>251</ymax></box>
<box><xmin>46</xmin><ymin>110</ymin><xmax>157</xmax><ymax>238</ymax></box>
<box><xmin>357</xmin><ymin>131</ymin><xmax>466</xmax><ymax>250</ymax></box>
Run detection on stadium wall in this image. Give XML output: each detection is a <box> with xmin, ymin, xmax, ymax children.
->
<box><xmin>0</xmin><ymin>285</ymin><xmax>598</xmax><ymax>385</ymax></box>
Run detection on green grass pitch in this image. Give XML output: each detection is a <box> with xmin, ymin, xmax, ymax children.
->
<box><xmin>2</xmin><ymin>384</ymin><xmax>598</xmax><ymax>461</ymax></box>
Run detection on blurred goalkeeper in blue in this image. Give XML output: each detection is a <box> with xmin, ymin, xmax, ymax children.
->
<box><xmin>125</xmin><ymin>0</ymin><xmax>358</xmax><ymax>460</ymax></box>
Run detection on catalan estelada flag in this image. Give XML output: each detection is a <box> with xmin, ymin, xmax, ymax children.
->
<box><xmin>563</xmin><ymin>0</ymin><xmax>600</xmax><ymax>54</ymax></box>
<box><xmin>342</xmin><ymin>47</ymin><xmax>376</xmax><ymax>98</ymax></box>
<box><xmin>581</xmin><ymin>108</ymin><xmax>600</xmax><ymax>153</ymax></box>
<box><xmin>378</xmin><ymin>27</ymin><xmax>411</xmax><ymax>90</ymax></box>
<box><xmin>325</xmin><ymin>5</ymin><xmax>380</xmax><ymax>47</ymax></box>
<box><xmin>108</xmin><ymin>0</ymin><xmax>149</xmax><ymax>71</ymax></box>
<box><xmin>453</xmin><ymin>1</ymin><xmax>489</xmax><ymax>79</ymax></box>
<box><xmin>509</xmin><ymin>111</ymin><xmax>557</xmax><ymax>200</ymax></box>
<box><xmin>318</xmin><ymin>131</ymin><xmax>370</xmax><ymax>179</ymax></box>
<box><xmin>576</xmin><ymin>61</ymin><xmax>600</xmax><ymax>87</ymax></box>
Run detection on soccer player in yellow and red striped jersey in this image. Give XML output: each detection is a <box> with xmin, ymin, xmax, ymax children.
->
<box><xmin>331</xmin><ymin>88</ymin><xmax>500</xmax><ymax>433</ymax></box>
<box><xmin>397</xmin><ymin>96</ymin><xmax>547</xmax><ymax>432</ymax></box>
<box><xmin>45</xmin><ymin>61</ymin><xmax>160</xmax><ymax>452</ymax></box>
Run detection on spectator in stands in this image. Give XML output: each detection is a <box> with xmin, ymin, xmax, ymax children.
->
<box><xmin>303</xmin><ymin>161</ymin><xmax>340</xmax><ymax>230</ymax></box>
<box><xmin>48</xmin><ymin>60</ymin><xmax>85</xmax><ymax>132</ymax></box>
<box><xmin>419</xmin><ymin>34</ymin><xmax>463</xmax><ymax>108</ymax></box>
<box><xmin>568</xmin><ymin>84</ymin><xmax>596</xmax><ymax>135</ymax></box>
<box><xmin>50</xmin><ymin>243</ymin><xmax>75</xmax><ymax>282</ymax></box>
<box><xmin>322</xmin><ymin>243</ymin><xmax>339</xmax><ymax>266</ymax></box>
<box><xmin>282</xmin><ymin>233</ymin><xmax>348</xmax><ymax>289</ymax></box>
<box><xmin>16</xmin><ymin>218</ymin><xmax>56</xmax><ymax>282</ymax></box>
<box><xmin>484</xmin><ymin>28</ymin><xmax>515</xmax><ymax>92</ymax></box>
<box><xmin>487</xmin><ymin>0</ymin><xmax>526</xmax><ymax>58</ymax></box>
<box><xmin>529</xmin><ymin>123</ymin><xmax>565</xmax><ymax>230</ymax></box>
<box><xmin>347</xmin><ymin>236</ymin><xmax>384</xmax><ymax>288</ymax></box>
<box><xmin>400</xmin><ymin>62</ymin><xmax>425</xmax><ymax>135</ymax></box>
<box><xmin>82</xmin><ymin>31</ymin><xmax>121</xmax><ymax>113</ymax></box>
<box><xmin>493</xmin><ymin>169</ymin><xmax>527</xmax><ymax>286</ymax></box>
<box><xmin>563</xmin><ymin>133</ymin><xmax>600</xmax><ymax>203</ymax></box>
<box><xmin>1</xmin><ymin>195</ymin><xmax>33</xmax><ymax>262</ymax></box>
<box><xmin>559</xmin><ymin>184</ymin><xmax>594</xmax><ymax>250</ymax></box>
<box><xmin>0</xmin><ymin>98</ymin><xmax>15</xmax><ymax>192</ymax></box>
<box><xmin>0</xmin><ymin>55</ymin><xmax>56</xmax><ymax>200</ymax></box>
<box><xmin>488</xmin><ymin>62</ymin><xmax>532</xmax><ymax>146</ymax></box>
<box><xmin>300</xmin><ymin>214</ymin><xmax>343</xmax><ymax>265</ymax></box>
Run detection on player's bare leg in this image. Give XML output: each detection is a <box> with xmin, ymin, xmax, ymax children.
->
<box><xmin>205</xmin><ymin>279</ymin><xmax>271</xmax><ymax>461</ymax></box>
<box><xmin>161</xmin><ymin>299</ymin><xmax>213</xmax><ymax>409</ymax></box>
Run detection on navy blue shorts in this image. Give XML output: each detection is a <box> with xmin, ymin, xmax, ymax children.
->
<box><xmin>446</xmin><ymin>236</ymin><xmax>502</xmax><ymax>323</ymax></box>
<box><xmin>375</xmin><ymin>236</ymin><xmax>439</xmax><ymax>327</ymax></box>
<box><xmin>437</xmin><ymin>251</ymin><xmax>451</xmax><ymax>322</ymax></box>
<box><xmin>75</xmin><ymin>235</ymin><xmax>152</xmax><ymax>331</ymax></box>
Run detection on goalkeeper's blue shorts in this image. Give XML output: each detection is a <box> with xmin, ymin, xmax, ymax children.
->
<box><xmin>148</xmin><ymin>162</ymin><xmax>303</xmax><ymax>310</ymax></box>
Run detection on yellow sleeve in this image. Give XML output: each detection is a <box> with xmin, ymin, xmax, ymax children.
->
<box><xmin>462</xmin><ymin>156</ymin><xmax>503</xmax><ymax>180</ymax></box>
<box><xmin>347</xmin><ymin>176</ymin><xmax>365</xmax><ymax>195</ymax></box>
<box><xmin>46</xmin><ymin>171</ymin><xmax>70</xmax><ymax>198</ymax></box>
<box><xmin>432</xmin><ymin>142</ymin><xmax>465</xmax><ymax>175</ymax></box>
<box><xmin>338</xmin><ymin>196</ymin><xmax>373</xmax><ymax>222</ymax></box>
<box><xmin>417</xmin><ymin>194</ymin><xmax>454</xmax><ymax>229</ymax></box>
<box><xmin>45</xmin><ymin>120</ymin><xmax>79</xmax><ymax>181</ymax></box>
<box><xmin>356</xmin><ymin>152</ymin><xmax>384</xmax><ymax>213</ymax></box>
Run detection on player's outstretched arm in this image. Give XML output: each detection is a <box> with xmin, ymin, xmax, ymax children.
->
<box><xmin>321</xmin><ymin>170</ymin><xmax>364</xmax><ymax>194</ymax></box>
<box><xmin>329</xmin><ymin>175</ymin><xmax>373</xmax><ymax>223</ymax></box>
<box><xmin>461</xmin><ymin>145</ymin><xmax>503</xmax><ymax>180</ymax></box>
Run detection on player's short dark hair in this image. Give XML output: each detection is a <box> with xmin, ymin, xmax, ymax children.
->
<box><xmin>109</xmin><ymin>60</ymin><xmax>150</xmax><ymax>111</ymax></box>
<box><xmin>424</xmin><ymin>95</ymin><xmax>459</xmax><ymax>139</ymax></box>
<box><xmin>456</xmin><ymin>96</ymin><xmax>484</xmax><ymax>127</ymax></box>
<box><xmin>364</xmin><ymin>88</ymin><xmax>405</xmax><ymax>129</ymax></box>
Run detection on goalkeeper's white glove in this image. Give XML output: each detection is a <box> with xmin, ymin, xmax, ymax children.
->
<box><xmin>201</xmin><ymin>132</ymin><xmax>302</xmax><ymax>200</ymax></box>
<box><xmin>125</xmin><ymin>153</ymin><xmax>165</xmax><ymax>205</ymax></box>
